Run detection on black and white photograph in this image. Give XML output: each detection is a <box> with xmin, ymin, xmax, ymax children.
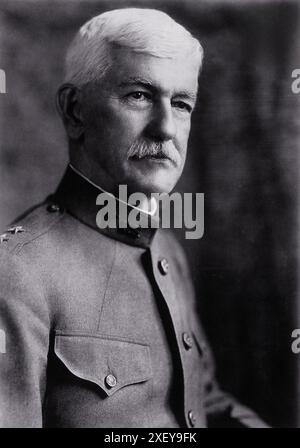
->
<box><xmin>0</xmin><ymin>0</ymin><xmax>299</xmax><ymax>431</ymax></box>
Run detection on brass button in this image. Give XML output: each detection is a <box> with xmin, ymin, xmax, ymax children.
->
<box><xmin>188</xmin><ymin>410</ymin><xmax>196</xmax><ymax>427</ymax></box>
<box><xmin>182</xmin><ymin>332</ymin><xmax>193</xmax><ymax>350</ymax></box>
<box><xmin>105</xmin><ymin>374</ymin><xmax>117</xmax><ymax>388</ymax></box>
<box><xmin>158</xmin><ymin>258</ymin><xmax>169</xmax><ymax>275</ymax></box>
<box><xmin>47</xmin><ymin>203</ymin><xmax>60</xmax><ymax>213</ymax></box>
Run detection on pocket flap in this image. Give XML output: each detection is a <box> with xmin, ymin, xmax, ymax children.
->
<box><xmin>54</xmin><ymin>331</ymin><xmax>153</xmax><ymax>396</ymax></box>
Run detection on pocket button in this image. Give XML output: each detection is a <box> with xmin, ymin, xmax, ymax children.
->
<box><xmin>105</xmin><ymin>374</ymin><xmax>117</xmax><ymax>388</ymax></box>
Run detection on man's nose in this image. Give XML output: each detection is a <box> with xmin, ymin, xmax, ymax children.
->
<box><xmin>146</xmin><ymin>101</ymin><xmax>176</xmax><ymax>141</ymax></box>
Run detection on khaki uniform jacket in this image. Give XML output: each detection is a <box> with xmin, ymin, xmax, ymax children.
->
<box><xmin>0</xmin><ymin>166</ymin><xmax>268</xmax><ymax>427</ymax></box>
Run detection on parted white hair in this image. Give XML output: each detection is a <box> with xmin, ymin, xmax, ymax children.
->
<box><xmin>64</xmin><ymin>8</ymin><xmax>203</xmax><ymax>86</ymax></box>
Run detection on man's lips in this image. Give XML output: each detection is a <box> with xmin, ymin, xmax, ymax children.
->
<box><xmin>129</xmin><ymin>153</ymin><xmax>176</xmax><ymax>165</ymax></box>
<box><xmin>130</xmin><ymin>153</ymin><xmax>168</xmax><ymax>159</ymax></box>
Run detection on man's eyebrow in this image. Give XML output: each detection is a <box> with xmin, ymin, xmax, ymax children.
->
<box><xmin>173</xmin><ymin>90</ymin><xmax>198</xmax><ymax>103</ymax></box>
<box><xmin>117</xmin><ymin>77</ymin><xmax>154</xmax><ymax>89</ymax></box>
<box><xmin>118</xmin><ymin>77</ymin><xmax>198</xmax><ymax>102</ymax></box>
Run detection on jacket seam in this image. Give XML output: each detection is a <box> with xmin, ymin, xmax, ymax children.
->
<box><xmin>96</xmin><ymin>239</ymin><xmax>118</xmax><ymax>331</ymax></box>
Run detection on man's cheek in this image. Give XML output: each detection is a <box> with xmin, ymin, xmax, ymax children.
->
<box><xmin>177</xmin><ymin>120</ymin><xmax>191</xmax><ymax>140</ymax></box>
<box><xmin>175</xmin><ymin>135</ymin><xmax>188</xmax><ymax>156</ymax></box>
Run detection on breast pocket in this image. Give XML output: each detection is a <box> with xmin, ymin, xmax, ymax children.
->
<box><xmin>53</xmin><ymin>330</ymin><xmax>153</xmax><ymax>398</ymax></box>
<box><xmin>45</xmin><ymin>330</ymin><xmax>154</xmax><ymax>426</ymax></box>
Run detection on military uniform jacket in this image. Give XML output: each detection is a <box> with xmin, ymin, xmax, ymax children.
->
<box><xmin>0</xmin><ymin>166</ymin><xmax>268</xmax><ymax>428</ymax></box>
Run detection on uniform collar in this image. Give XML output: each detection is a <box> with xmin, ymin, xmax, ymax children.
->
<box><xmin>69</xmin><ymin>163</ymin><xmax>158</xmax><ymax>217</ymax></box>
<box><xmin>52</xmin><ymin>165</ymin><xmax>159</xmax><ymax>248</ymax></box>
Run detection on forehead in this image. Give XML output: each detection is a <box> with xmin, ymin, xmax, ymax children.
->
<box><xmin>104</xmin><ymin>48</ymin><xmax>199</xmax><ymax>96</ymax></box>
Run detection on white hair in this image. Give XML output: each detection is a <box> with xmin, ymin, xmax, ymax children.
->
<box><xmin>64</xmin><ymin>8</ymin><xmax>203</xmax><ymax>86</ymax></box>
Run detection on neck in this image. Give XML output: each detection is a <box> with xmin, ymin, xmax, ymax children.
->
<box><xmin>69</xmin><ymin>163</ymin><xmax>157</xmax><ymax>216</ymax></box>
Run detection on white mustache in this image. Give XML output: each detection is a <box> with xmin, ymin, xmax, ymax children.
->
<box><xmin>127</xmin><ymin>140</ymin><xmax>181</xmax><ymax>166</ymax></box>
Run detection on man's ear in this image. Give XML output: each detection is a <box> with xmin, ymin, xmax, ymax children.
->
<box><xmin>56</xmin><ymin>83</ymin><xmax>85</xmax><ymax>140</ymax></box>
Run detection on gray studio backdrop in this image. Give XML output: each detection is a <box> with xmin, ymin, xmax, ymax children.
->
<box><xmin>0</xmin><ymin>0</ymin><xmax>299</xmax><ymax>427</ymax></box>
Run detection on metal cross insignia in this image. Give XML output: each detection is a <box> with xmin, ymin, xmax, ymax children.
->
<box><xmin>7</xmin><ymin>225</ymin><xmax>24</xmax><ymax>234</ymax></box>
<box><xmin>0</xmin><ymin>233</ymin><xmax>9</xmax><ymax>243</ymax></box>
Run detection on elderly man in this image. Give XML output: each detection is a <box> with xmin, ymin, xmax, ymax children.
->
<box><xmin>0</xmin><ymin>8</ymin><xmax>268</xmax><ymax>428</ymax></box>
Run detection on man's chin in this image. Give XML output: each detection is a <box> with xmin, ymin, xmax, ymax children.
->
<box><xmin>128</xmin><ymin>178</ymin><xmax>177</xmax><ymax>196</ymax></box>
<box><xmin>126</xmin><ymin>161</ymin><xmax>180</xmax><ymax>194</ymax></box>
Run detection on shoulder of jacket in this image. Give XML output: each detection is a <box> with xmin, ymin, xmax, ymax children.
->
<box><xmin>0</xmin><ymin>198</ymin><xmax>65</xmax><ymax>256</ymax></box>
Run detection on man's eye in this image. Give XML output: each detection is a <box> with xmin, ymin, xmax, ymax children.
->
<box><xmin>172</xmin><ymin>101</ymin><xmax>192</xmax><ymax>113</ymax></box>
<box><xmin>127</xmin><ymin>92</ymin><xmax>151</xmax><ymax>101</ymax></box>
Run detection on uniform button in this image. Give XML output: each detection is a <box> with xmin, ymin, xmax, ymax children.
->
<box><xmin>105</xmin><ymin>374</ymin><xmax>117</xmax><ymax>388</ymax></box>
<box><xmin>158</xmin><ymin>258</ymin><xmax>169</xmax><ymax>275</ymax></box>
<box><xmin>182</xmin><ymin>332</ymin><xmax>193</xmax><ymax>350</ymax></box>
<box><xmin>188</xmin><ymin>410</ymin><xmax>196</xmax><ymax>427</ymax></box>
<box><xmin>47</xmin><ymin>203</ymin><xmax>61</xmax><ymax>213</ymax></box>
